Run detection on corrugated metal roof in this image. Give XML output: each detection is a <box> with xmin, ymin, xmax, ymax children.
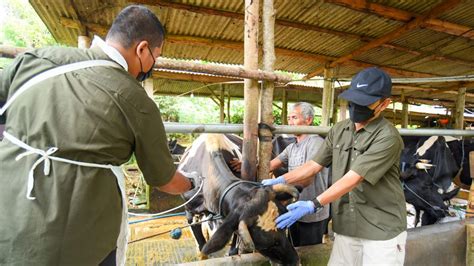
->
<box><xmin>27</xmin><ymin>0</ymin><xmax>474</xmax><ymax>107</ymax></box>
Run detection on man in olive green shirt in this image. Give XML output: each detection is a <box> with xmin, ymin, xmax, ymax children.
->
<box><xmin>272</xmin><ymin>68</ymin><xmax>407</xmax><ymax>265</ymax></box>
<box><xmin>0</xmin><ymin>5</ymin><xmax>195</xmax><ymax>265</ymax></box>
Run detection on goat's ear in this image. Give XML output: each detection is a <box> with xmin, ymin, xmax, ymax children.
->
<box><xmin>201</xmin><ymin>211</ymin><xmax>239</xmax><ymax>256</ymax></box>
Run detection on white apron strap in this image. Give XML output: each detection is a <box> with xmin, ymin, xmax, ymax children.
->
<box><xmin>111</xmin><ymin>166</ymin><xmax>129</xmax><ymax>266</ymax></box>
<box><xmin>0</xmin><ymin>60</ymin><xmax>120</xmax><ymax>116</ymax></box>
<box><xmin>3</xmin><ymin>131</ymin><xmax>115</xmax><ymax>199</ymax></box>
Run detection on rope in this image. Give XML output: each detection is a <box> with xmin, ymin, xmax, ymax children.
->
<box><xmin>128</xmin><ymin>175</ymin><xmax>204</xmax><ymax>217</ymax></box>
<box><xmin>218</xmin><ymin>180</ymin><xmax>262</xmax><ymax>217</ymax></box>
<box><xmin>127</xmin><ymin>213</ymin><xmax>223</xmax><ymax>244</ymax></box>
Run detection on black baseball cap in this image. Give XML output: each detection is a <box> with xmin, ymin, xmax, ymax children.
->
<box><xmin>338</xmin><ymin>67</ymin><xmax>392</xmax><ymax>106</ymax></box>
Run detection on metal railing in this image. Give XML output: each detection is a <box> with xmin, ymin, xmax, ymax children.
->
<box><xmin>164</xmin><ymin>122</ymin><xmax>474</xmax><ymax>137</ymax></box>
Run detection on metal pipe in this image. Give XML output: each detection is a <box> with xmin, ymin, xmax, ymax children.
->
<box><xmin>164</xmin><ymin>122</ymin><xmax>474</xmax><ymax>136</ymax></box>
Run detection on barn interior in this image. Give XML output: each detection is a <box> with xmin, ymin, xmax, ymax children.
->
<box><xmin>1</xmin><ymin>0</ymin><xmax>474</xmax><ymax>265</ymax></box>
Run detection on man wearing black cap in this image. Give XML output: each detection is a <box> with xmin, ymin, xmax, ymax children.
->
<box><xmin>267</xmin><ymin>67</ymin><xmax>407</xmax><ymax>265</ymax></box>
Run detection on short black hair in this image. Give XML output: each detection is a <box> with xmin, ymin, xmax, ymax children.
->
<box><xmin>106</xmin><ymin>5</ymin><xmax>165</xmax><ymax>49</ymax></box>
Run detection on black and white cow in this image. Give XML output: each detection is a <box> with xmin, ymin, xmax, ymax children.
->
<box><xmin>446</xmin><ymin>138</ymin><xmax>474</xmax><ymax>187</ymax></box>
<box><xmin>179</xmin><ymin>134</ymin><xmax>300</xmax><ymax>265</ymax></box>
<box><xmin>400</xmin><ymin>136</ymin><xmax>461</xmax><ymax>226</ymax></box>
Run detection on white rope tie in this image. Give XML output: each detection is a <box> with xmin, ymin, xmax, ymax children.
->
<box><xmin>4</xmin><ymin>131</ymin><xmax>116</xmax><ymax>200</ymax></box>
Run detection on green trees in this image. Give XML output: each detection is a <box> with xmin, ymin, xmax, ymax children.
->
<box><xmin>0</xmin><ymin>0</ymin><xmax>56</xmax><ymax>48</ymax></box>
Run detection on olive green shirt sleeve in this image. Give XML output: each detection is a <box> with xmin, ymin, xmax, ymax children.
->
<box><xmin>116</xmin><ymin>85</ymin><xmax>176</xmax><ymax>187</ymax></box>
<box><xmin>133</xmin><ymin>102</ymin><xmax>176</xmax><ymax>187</ymax></box>
<box><xmin>0</xmin><ymin>55</ymin><xmax>23</xmax><ymax>102</ymax></box>
<box><xmin>312</xmin><ymin>127</ymin><xmax>334</xmax><ymax>167</ymax></box>
<box><xmin>351</xmin><ymin>135</ymin><xmax>402</xmax><ymax>185</ymax></box>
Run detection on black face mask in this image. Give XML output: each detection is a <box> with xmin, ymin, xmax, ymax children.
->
<box><xmin>348</xmin><ymin>102</ymin><xmax>375</xmax><ymax>123</ymax></box>
<box><xmin>136</xmin><ymin>46</ymin><xmax>155</xmax><ymax>82</ymax></box>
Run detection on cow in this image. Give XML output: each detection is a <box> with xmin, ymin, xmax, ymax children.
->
<box><xmin>400</xmin><ymin>136</ymin><xmax>461</xmax><ymax>226</ymax></box>
<box><xmin>446</xmin><ymin>138</ymin><xmax>474</xmax><ymax>187</ymax></box>
<box><xmin>168</xmin><ymin>139</ymin><xmax>187</xmax><ymax>155</ymax></box>
<box><xmin>179</xmin><ymin>134</ymin><xmax>300</xmax><ymax>265</ymax></box>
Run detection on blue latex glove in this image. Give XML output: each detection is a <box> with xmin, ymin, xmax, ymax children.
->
<box><xmin>261</xmin><ymin>176</ymin><xmax>286</xmax><ymax>186</ymax></box>
<box><xmin>276</xmin><ymin>201</ymin><xmax>317</xmax><ymax>229</ymax></box>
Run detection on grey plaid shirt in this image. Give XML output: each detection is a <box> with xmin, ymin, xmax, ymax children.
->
<box><xmin>278</xmin><ymin>135</ymin><xmax>330</xmax><ymax>223</ymax></box>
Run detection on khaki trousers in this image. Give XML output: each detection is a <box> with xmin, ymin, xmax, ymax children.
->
<box><xmin>328</xmin><ymin>231</ymin><xmax>407</xmax><ymax>266</ymax></box>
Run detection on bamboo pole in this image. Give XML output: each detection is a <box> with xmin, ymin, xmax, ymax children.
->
<box><xmin>258</xmin><ymin>0</ymin><xmax>276</xmax><ymax>181</ymax></box>
<box><xmin>241</xmin><ymin>0</ymin><xmax>260</xmax><ymax>181</ymax></box>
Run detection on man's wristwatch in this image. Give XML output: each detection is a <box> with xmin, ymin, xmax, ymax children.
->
<box><xmin>312</xmin><ymin>198</ymin><xmax>323</xmax><ymax>212</ymax></box>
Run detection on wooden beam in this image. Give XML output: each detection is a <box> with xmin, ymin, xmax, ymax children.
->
<box><xmin>166</xmin><ymin>35</ymin><xmax>435</xmax><ymax>78</ymax></box>
<box><xmin>153</xmin><ymin>70</ymin><xmax>237</xmax><ymax>83</ymax></box>
<box><xmin>327</xmin><ymin>0</ymin><xmax>474</xmax><ymax>40</ymax></box>
<box><xmin>155</xmin><ymin>58</ymin><xmax>292</xmax><ymax>83</ymax></box>
<box><xmin>0</xmin><ymin>42</ymin><xmax>435</xmax><ymax>80</ymax></box>
<box><xmin>154</xmin><ymin>1</ymin><xmax>474</xmax><ymax>68</ymax></box>
<box><xmin>305</xmin><ymin>0</ymin><xmax>462</xmax><ymax>79</ymax></box>
<box><xmin>58</xmin><ymin>12</ymin><xmax>469</xmax><ymax>76</ymax></box>
<box><xmin>59</xmin><ymin>17</ymin><xmax>108</xmax><ymax>36</ymax></box>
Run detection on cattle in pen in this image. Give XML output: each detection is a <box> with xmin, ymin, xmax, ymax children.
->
<box><xmin>178</xmin><ymin>134</ymin><xmax>300</xmax><ymax>265</ymax></box>
<box><xmin>400</xmin><ymin>136</ymin><xmax>461</xmax><ymax>226</ymax></box>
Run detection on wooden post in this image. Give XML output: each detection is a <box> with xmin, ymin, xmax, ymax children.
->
<box><xmin>321</xmin><ymin>67</ymin><xmax>334</xmax><ymax>127</ymax></box>
<box><xmin>454</xmin><ymin>87</ymin><xmax>466</xmax><ymax>129</ymax></box>
<box><xmin>219</xmin><ymin>85</ymin><xmax>225</xmax><ymax>123</ymax></box>
<box><xmin>78</xmin><ymin>35</ymin><xmax>91</xmax><ymax>49</ymax></box>
<box><xmin>401</xmin><ymin>90</ymin><xmax>409</xmax><ymax>128</ymax></box>
<box><xmin>227</xmin><ymin>90</ymin><xmax>231</xmax><ymax>123</ymax></box>
<box><xmin>338</xmin><ymin>98</ymin><xmax>348</xmax><ymax>121</ymax></box>
<box><xmin>282</xmin><ymin>90</ymin><xmax>288</xmax><ymax>125</ymax></box>
<box><xmin>257</xmin><ymin>0</ymin><xmax>276</xmax><ymax>181</ymax></box>
<box><xmin>331</xmin><ymin>100</ymin><xmax>338</xmax><ymax>125</ymax></box>
<box><xmin>241</xmin><ymin>0</ymin><xmax>259</xmax><ymax>181</ymax></box>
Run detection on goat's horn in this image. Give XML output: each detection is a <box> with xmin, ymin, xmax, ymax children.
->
<box><xmin>271</xmin><ymin>184</ymin><xmax>299</xmax><ymax>201</ymax></box>
<box><xmin>238</xmin><ymin>220</ymin><xmax>255</xmax><ymax>252</ymax></box>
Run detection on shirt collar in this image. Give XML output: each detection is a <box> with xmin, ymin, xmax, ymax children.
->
<box><xmin>91</xmin><ymin>35</ymin><xmax>128</xmax><ymax>71</ymax></box>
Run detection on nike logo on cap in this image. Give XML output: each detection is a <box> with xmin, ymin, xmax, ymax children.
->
<box><xmin>356</xmin><ymin>83</ymin><xmax>368</xmax><ymax>88</ymax></box>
